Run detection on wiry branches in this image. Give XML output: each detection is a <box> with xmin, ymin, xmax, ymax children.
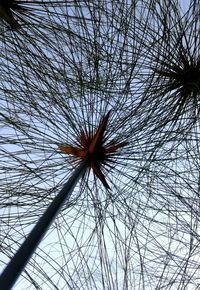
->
<box><xmin>0</xmin><ymin>0</ymin><xmax>200</xmax><ymax>289</ymax></box>
<box><xmin>133</xmin><ymin>0</ymin><xmax>200</xmax><ymax>139</ymax></box>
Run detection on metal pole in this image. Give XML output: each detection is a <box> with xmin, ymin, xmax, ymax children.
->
<box><xmin>0</xmin><ymin>157</ymin><xmax>89</xmax><ymax>290</ymax></box>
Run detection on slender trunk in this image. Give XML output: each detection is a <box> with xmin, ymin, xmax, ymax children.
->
<box><xmin>0</xmin><ymin>157</ymin><xmax>89</xmax><ymax>290</ymax></box>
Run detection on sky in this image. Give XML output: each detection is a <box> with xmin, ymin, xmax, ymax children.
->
<box><xmin>1</xmin><ymin>0</ymin><xmax>199</xmax><ymax>289</ymax></box>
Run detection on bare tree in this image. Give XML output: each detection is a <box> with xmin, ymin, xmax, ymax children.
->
<box><xmin>0</xmin><ymin>0</ymin><xmax>200</xmax><ymax>289</ymax></box>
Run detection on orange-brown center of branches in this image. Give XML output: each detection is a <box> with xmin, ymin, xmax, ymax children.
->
<box><xmin>58</xmin><ymin>111</ymin><xmax>128</xmax><ymax>189</ymax></box>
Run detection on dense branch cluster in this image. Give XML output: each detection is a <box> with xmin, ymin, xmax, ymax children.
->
<box><xmin>0</xmin><ymin>1</ymin><xmax>200</xmax><ymax>289</ymax></box>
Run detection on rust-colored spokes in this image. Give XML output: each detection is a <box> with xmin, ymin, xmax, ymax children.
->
<box><xmin>59</xmin><ymin>111</ymin><xmax>127</xmax><ymax>189</ymax></box>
